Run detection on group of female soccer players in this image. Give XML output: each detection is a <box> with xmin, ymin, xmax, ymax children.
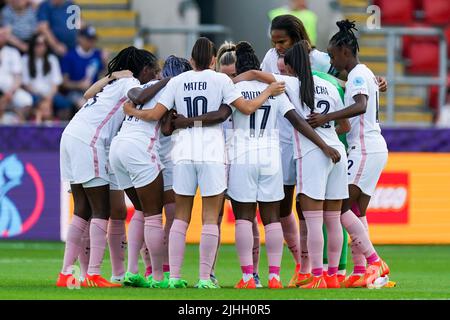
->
<box><xmin>56</xmin><ymin>15</ymin><xmax>390</xmax><ymax>290</ymax></box>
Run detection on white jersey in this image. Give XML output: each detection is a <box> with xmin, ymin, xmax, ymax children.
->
<box><xmin>228</xmin><ymin>80</ymin><xmax>294</xmax><ymax>160</ymax></box>
<box><xmin>273</xmin><ymin>74</ymin><xmax>302</xmax><ymax>144</ymax></box>
<box><xmin>63</xmin><ymin>77</ymin><xmax>140</xmax><ymax>148</ymax></box>
<box><xmin>293</xmin><ymin>75</ymin><xmax>346</xmax><ymax>159</ymax></box>
<box><xmin>261</xmin><ymin>48</ymin><xmax>338</xmax><ymax>76</ymax></box>
<box><xmin>116</xmin><ymin>80</ymin><xmax>164</xmax><ymax>146</ymax></box>
<box><xmin>345</xmin><ymin>64</ymin><xmax>387</xmax><ymax>154</ymax></box>
<box><xmin>158</xmin><ymin>69</ymin><xmax>242</xmax><ymax>163</ymax></box>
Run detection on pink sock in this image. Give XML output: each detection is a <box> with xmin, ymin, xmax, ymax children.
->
<box><xmin>351</xmin><ymin>215</ymin><xmax>369</xmax><ymax>271</ymax></box>
<box><xmin>87</xmin><ymin>218</ymin><xmax>108</xmax><ymax>275</ymax></box>
<box><xmin>145</xmin><ymin>265</ymin><xmax>153</xmax><ymax>277</ymax></box>
<box><xmin>140</xmin><ymin>243</ymin><xmax>152</xmax><ymax>271</ymax></box>
<box><xmin>211</xmin><ymin>214</ymin><xmax>223</xmax><ymax>275</ymax></box>
<box><xmin>78</xmin><ymin>219</ymin><xmax>90</xmax><ymax>278</ymax></box>
<box><xmin>108</xmin><ymin>219</ymin><xmax>126</xmax><ymax>277</ymax></box>
<box><xmin>61</xmin><ymin>215</ymin><xmax>88</xmax><ymax>274</ymax></box>
<box><xmin>324</xmin><ymin>211</ymin><xmax>343</xmax><ymax>276</ymax></box>
<box><xmin>280</xmin><ymin>212</ymin><xmax>301</xmax><ymax>264</ymax></box>
<box><xmin>359</xmin><ymin>216</ymin><xmax>369</xmax><ymax>232</ymax></box>
<box><xmin>264</xmin><ymin>223</ymin><xmax>284</xmax><ymax>272</ymax></box>
<box><xmin>235</xmin><ymin>220</ymin><xmax>254</xmax><ymax>269</ymax></box>
<box><xmin>341</xmin><ymin>210</ymin><xmax>379</xmax><ymax>263</ymax></box>
<box><xmin>163</xmin><ymin>203</ymin><xmax>175</xmax><ymax>271</ymax></box>
<box><xmin>299</xmin><ymin>219</ymin><xmax>311</xmax><ymax>274</ymax></box>
<box><xmin>252</xmin><ymin>217</ymin><xmax>260</xmax><ymax>274</ymax></box>
<box><xmin>241</xmin><ymin>265</ymin><xmax>253</xmax><ymax>275</ymax></box>
<box><xmin>199</xmin><ymin>224</ymin><xmax>219</xmax><ymax>280</ymax></box>
<box><xmin>144</xmin><ymin>214</ymin><xmax>165</xmax><ymax>281</ymax></box>
<box><xmin>303</xmin><ymin>211</ymin><xmax>324</xmax><ymax>277</ymax></box>
<box><xmin>169</xmin><ymin>219</ymin><xmax>188</xmax><ymax>279</ymax></box>
<box><xmin>127</xmin><ymin>210</ymin><xmax>144</xmax><ymax>274</ymax></box>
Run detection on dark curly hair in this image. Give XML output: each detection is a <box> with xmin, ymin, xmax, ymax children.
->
<box><xmin>329</xmin><ymin>20</ymin><xmax>360</xmax><ymax>56</ymax></box>
<box><xmin>235</xmin><ymin>41</ymin><xmax>260</xmax><ymax>75</ymax></box>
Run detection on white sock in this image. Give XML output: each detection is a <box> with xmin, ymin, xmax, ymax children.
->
<box><xmin>268</xmin><ymin>273</ymin><xmax>280</xmax><ymax>281</ymax></box>
<box><xmin>243</xmin><ymin>273</ymin><xmax>253</xmax><ymax>282</ymax></box>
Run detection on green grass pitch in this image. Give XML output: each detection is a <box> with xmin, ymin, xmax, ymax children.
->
<box><xmin>0</xmin><ymin>241</ymin><xmax>449</xmax><ymax>300</ymax></box>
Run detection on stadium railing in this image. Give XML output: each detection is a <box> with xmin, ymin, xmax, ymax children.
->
<box><xmin>359</xmin><ymin>26</ymin><xmax>448</xmax><ymax>126</ymax></box>
<box><xmin>136</xmin><ymin>24</ymin><xmax>232</xmax><ymax>59</ymax></box>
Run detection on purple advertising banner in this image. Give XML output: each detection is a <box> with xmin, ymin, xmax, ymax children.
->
<box><xmin>0</xmin><ymin>152</ymin><xmax>60</xmax><ymax>240</ymax></box>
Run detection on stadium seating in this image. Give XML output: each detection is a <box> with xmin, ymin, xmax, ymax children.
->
<box><xmin>423</xmin><ymin>0</ymin><xmax>450</xmax><ymax>26</ymax></box>
<box><xmin>374</xmin><ymin>0</ymin><xmax>414</xmax><ymax>25</ymax></box>
<box><xmin>406</xmin><ymin>42</ymin><xmax>440</xmax><ymax>75</ymax></box>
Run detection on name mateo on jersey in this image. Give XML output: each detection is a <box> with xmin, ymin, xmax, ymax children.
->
<box><xmin>184</xmin><ymin>82</ymin><xmax>207</xmax><ymax>91</ymax></box>
<box><xmin>241</xmin><ymin>91</ymin><xmax>275</xmax><ymax>100</ymax></box>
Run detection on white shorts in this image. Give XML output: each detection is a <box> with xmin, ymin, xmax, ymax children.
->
<box><xmin>159</xmin><ymin>135</ymin><xmax>173</xmax><ymax>191</ymax></box>
<box><xmin>295</xmin><ymin>146</ymin><xmax>349</xmax><ymax>200</ymax></box>
<box><xmin>173</xmin><ymin>161</ymin><xmax>226</xmax><ymax>197</ymax></box>
<box><xmin>281</xmin><ymin>141</ymin><xmax>296</xmax><ymax>186</ymax></box>
<box><xmin>347</xmin><ymin>150</ymin><xmax>388</xmax><ymax>196</ymax></box>
<box><xmin>109</xmin><ymin>138</ymin><xmax>163</xmax><ymax>190</ymax></box>
<box><xmin>162</xmin><ymin>163</ymin><xmax>173</xmax><ymax>192</ymax></box>
<box><xmin>227</xmin><ymin>158</ymin><xmax>284</xmax><ymax>203</ymax></box>
<box><xmin>60</xmin><ymin>134</ymin><xmax>110</xmax><ymax>186</ymax></box>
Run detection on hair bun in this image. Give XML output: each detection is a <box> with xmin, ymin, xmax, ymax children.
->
<box><xmin>336</xmin><ymin>19</ymin><xmax>357</xmax><ymax>32</ymax></box>
<box><xmin>236</xmin><ymin>41</ymin><xmax>255</xmax><ymax>56</ymax></box>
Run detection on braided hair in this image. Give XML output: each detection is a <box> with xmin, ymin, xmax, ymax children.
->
<box><xmin>284</xmin><ymin>41</ymin><xmax>315</xmax><ymax>112</ymax></box>
<box><xmin>216</xmin><ymin>41</ymin><xmax>236</xmax><ymax>71</ymax></box>
<box><xmin>271</xmin><ymin>14</ymin><xmax>311</xmax><ymax>45</ymax></box>
<box><xmin>329</xmin><ymin>20</ymin><xmax>360</xmax><ymax>56</ymax></box>
<box><xmin>106</xmin><ymin>46</ymin><xmax>158</xmax><ymax>78</ymax></box>
<box><xmin>162</xmin><ymin>55</ymin><xmax>192</xmax><ymax>78</ymax></box>
<box><xmin>235</xmin><ymin>41</ymin><xmax>260</xmax><ymax>75</ymax></box>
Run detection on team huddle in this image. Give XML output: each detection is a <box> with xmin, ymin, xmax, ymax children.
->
<box><xmin>56</xmin><ymin>15</ymin><xmax>390</xmax><ymax>290</ymax></box>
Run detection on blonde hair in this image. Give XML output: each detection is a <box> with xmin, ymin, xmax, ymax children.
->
<box><xmin>216</xmin><ymin>41</ymin><xmax>236</xmax><ymax>71</ymax></box>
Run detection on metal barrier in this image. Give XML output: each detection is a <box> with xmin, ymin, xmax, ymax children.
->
<box><xmin>138</xmin><ymin>25</ymin><xmax>232</xmax><ymax>59</ymax></box>
<box><xmin>360</xmin><ymin>27</ymin><xmax>448</xmax><ymax>125</ymax></box>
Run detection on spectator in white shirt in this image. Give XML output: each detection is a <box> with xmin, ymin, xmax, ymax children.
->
<box><xmin>0</xmin><ymin>25</ymin><xmax>33</xmax><ymax>122</ymax></box>
<box><xmin>22</xmin><ymin>33</ymin><xmax>72</xmax><ymax>122</ymax></box>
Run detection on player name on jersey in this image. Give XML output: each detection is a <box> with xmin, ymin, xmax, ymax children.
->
<box><xmin>315</xmin><ymin>85</ymin><xmax>329</xmax><ymax>96</ymax></box>
<box><xmin>241</xmin><ymin>91</ymin><xmax>274</xmax><ymax>101</ymax></box>
<box><xmin>184</xmin><ymin>81</ymin><xmax>207</xmax><ymax>91</ymax></box>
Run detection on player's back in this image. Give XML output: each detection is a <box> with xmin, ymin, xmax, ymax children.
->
<box><xmin>293</xmin><ymin>75</ymin><xmax>345</xmax><ymax>158</ymax></box>
<box><xmin>230</xmin><ymin>80</ymin><xmax>294</xmax><ymax>159</ymax></box>
<box><xmin>117</xmin><ymin>79</ymin><xmax>164</xmax><ymax>143</ymax></box>
<box><xmin>160</xmin><ymin>69</ymin><xmax>241</xmax><ymax>163</ymax></box>
<box><xmin>64</xmin><ymin>77</ymin><xmax>140</xmax><ymax>148</ymax></box>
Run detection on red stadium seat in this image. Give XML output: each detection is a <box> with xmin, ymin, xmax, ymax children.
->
<box><xmin>406</xmin><ymin>42</ymin><xmax>439</xmax><ymax>75</ymax></box>
<box><xmin>402</xmin><ymin>22</ymin><xmax>439</xmax><ymax>58</ymax></box>
<box><xmin>375</xmin><ymin>0</ymin><xmax>414</xmax><ymax>25</ymax></box>
<box><xmin>423</xmin><ymin>0</ymin><xmax>450</xmax><ymax>25</ymax></box>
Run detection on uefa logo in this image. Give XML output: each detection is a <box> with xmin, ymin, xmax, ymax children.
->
<box><xmin>0</xmin><ymin>154</ymin><xmax>44</xmax><ymax>238</ymax></box>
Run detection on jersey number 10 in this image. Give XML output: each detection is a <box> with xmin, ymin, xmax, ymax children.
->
<box><xmin>184</xmin><ymin>96</ymin><xmax>208</xmax><ymax>117</ymax></box>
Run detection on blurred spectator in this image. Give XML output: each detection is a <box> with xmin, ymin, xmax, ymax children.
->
<box><xmin>0</xmin><ymin>25</ymin><xmax>33</xmax><ymax>122</ymax></box>
<box><xmin>37</xmin><ymin>0</ymin><xmax>77</xmax><ymax>57</ymax></box>
<box><xmin>268</xmin><ymin>0</ymin><xmax>318</xmax><ymax>46</ymax></box>
<box><xmin>2</xmin><ymin>0</ymin><xmax>38</xmax><ymax>53</ymax></box>
<box><xmin>22</xmin><ymin>33</ymin><xmax>72</xmax><ymax>123</ymax></box>
<box><xmin>61</xmin><ymin>26</ymin><xmax>106</xmax><ymax>109</ymax></box>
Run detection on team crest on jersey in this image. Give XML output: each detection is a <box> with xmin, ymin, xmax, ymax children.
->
<box><xmin>353</xmin><ymin>76</ymin><xmax>365</xmax><ymax>86</ymax></box>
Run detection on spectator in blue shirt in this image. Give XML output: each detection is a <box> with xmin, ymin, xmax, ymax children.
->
<box><xmin>61</xmin><ymin>25</ymin><xmax>107</xmax><ymax>109</ymax></box>
<box><xmin>2</xmin><ymin>0</ymin><xmax>38</xmax><ymax>53</ymax></box>
<box><xmin>37</xmin><ymin>0</ymin><xmax>77</xmax><ymax>57</ymax></box>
